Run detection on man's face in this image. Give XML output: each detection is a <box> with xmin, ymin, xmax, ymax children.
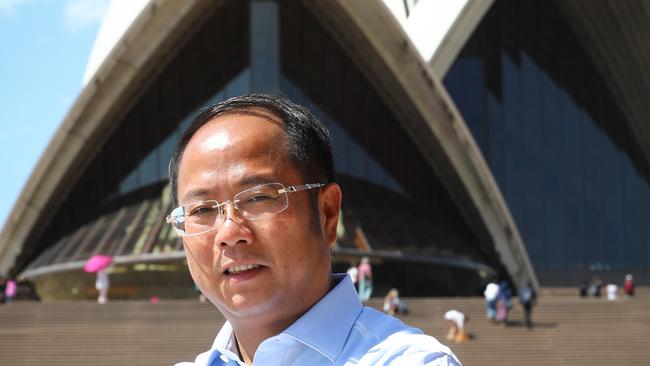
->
<box><xmin>176</xmin><ymin>111</ymin><xmax>340</xmax><ymax>323</ymax></box>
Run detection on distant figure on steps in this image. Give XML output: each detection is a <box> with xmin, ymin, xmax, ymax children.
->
<box><xmin>96</xmin><ymin>269</ymin><xmax>110</xmax><ymax>304</ymax></box>
<box><xmin>519</xmin><ymin>282</ymin><xmax>536</xmax><ymax>329</ymax></box>
<box><xmin>444</xmin><ymin>309</ymin><xmax>470</xmax><ymax>343</ymax></box>
<box><xmin>623</xmin><ymin>274</ymin><xmax>635</xmax><ymax>298</ymax></box>
<box><xmin>495</xmin><ymin>281</ymin><xmax>512</xmax><ymax>325</ymax></box>
<box><xmin>606</xmin><ymin>284</ymin><xmax>618</xmax><ymax>301</ymax></box>
<box><xmin>484</xmin><ymin>282</ymin><xmax>499</xmax><ymax>321</ymax></box>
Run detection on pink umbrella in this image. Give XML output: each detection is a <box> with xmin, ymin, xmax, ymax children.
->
<box><xmin>84</xmin><ymin>255</ymin><xmax>113</xmax><ymax>273</ymax></box>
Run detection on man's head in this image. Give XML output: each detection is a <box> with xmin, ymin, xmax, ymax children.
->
<box><xmin>169</xmin><ymin>94</ymin><xmax>342</xmax><ymax>328</ymax></box>
<box><xmin>169</xmin><ymin>94</ymin><xmax>335</xmax><ymax>207</ymax></box>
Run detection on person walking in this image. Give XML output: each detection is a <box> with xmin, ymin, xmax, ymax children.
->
<box><xmin>579</xmin><ymin>280</ymin><xmax>589</xmax><ymax>297</ymax></box>
<box><xmin>95</xmin><ymin>269</ymin><xmax>110</xmax><ymax>304</ymax></box>
<box><xmin>624</xmin><ymin>274</ymin><xmax>635</xmax><ymax>298</ymax></box>
<box><xmin>519</xmin><ymin>282</ymin><xmax>536</xmax><ymax>329</ymax></box>
<box><xmin>484</xmin><ymin>282</ymin><xmax>499</xmax><ymax>321</ymax></box>
<box><xmin>590</xmin><ymin>276</ymin><xmax>602</xmax><ymax>298</ymax></box>
<box><xmin>357</xmin><ymin>257</ymin><xmax>373</xmax><ymax>302</ymax></box>
<box><xmin>4</xmin><ymin>279</ymin><xmax>16</xmax><ymax>304</ymax></box>
<box><xmin>495</xmin><ymin>281</ymin><xmax>512</xmax><ymax>325</ymax></box>
<box><xmin>606</xmin><ymin>283</ymin><xmax>618</xmax><ymax>301</ymax></box>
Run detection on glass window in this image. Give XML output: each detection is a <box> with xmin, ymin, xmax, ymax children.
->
<box><xmin>444</xmin><ymin>0</ymin><xmax>650</xmax><ymax>277</ymax></box>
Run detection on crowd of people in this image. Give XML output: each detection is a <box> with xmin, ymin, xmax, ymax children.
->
<box><xmin>580</xmin><ymin>274</ymin><xmax>635</xmax><ymax>300</ymax></box>
<box><xmin>483</xmin><ymin>281</ymin><xmax>536</xmax><ymax>329</ymax></box>
<box><xmin>347</xmin><ymin>262</ymin><xmax>545</xmax><ymax>343</ymax></box>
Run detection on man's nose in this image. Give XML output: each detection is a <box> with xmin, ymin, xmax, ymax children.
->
<box><xmin>214</xmin><ymin>201</ymin><xmax>252</xmax><ymax>247</ymax></box>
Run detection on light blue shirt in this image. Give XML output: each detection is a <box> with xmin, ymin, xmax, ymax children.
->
<box><xmin>176</xmin><ymin>274</ymin><xmax>461</xmax><ymax>365</ymax></box>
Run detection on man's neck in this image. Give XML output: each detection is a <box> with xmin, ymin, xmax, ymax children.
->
<box><xmin>228</xmin><ymin>275</ymin><xmax>337</xmax><ymax>363</ymax></box>
<box><xmin>235</xmin><ymin>336</ymin><xmax>253</xmax><ymax>366</ymax></box>
<box><xmin>229</xmin><ymin>299</ymin><xmax>317</xmax><ymax>363</ymax></box>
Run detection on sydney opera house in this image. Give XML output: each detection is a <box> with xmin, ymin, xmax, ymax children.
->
<box><xmin>2</xmin><ymin>0</ymin><xmax>649</xmax><ymax>300</ymax></box>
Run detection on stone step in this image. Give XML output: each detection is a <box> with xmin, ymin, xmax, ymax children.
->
<box><xmin>0</xmin><ymin>289</ymin><xmax>649</xmax><ymax>365</ymax></box>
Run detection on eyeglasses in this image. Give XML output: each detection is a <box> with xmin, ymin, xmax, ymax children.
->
<box><xmin>166</xmin><ymin>182</ymin><xmax>325</xmax><ymax>237</ymax></box>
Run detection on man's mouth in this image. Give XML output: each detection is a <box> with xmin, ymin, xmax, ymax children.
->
<box><xmin>225</xmin><ymin>264</ymin><xmax>261</xmax><ymax>275</ymax></box>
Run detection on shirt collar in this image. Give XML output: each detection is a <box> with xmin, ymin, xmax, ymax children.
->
<box><xmin>211</xmin><ymin>274</ymin><xmax>363</xmax><ymax>363</ymax></box>
<box><xmin>211</xmin><ymin>320</ymin><xmax>243</xmax><ymax>363</ymax></box>
<box><xmin>281</xmin><ymin>273</ymin><xmax>363</xmax><ymax>362</ymax></box>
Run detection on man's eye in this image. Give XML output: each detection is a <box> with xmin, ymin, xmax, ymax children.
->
<box><xmin>247</xmin><ymin>194</ymin><xmax>275</xmax><ymax>203</ymax></box>
<box><xmin>189</xmin><ymin>205</ymin><xmax>216</xmax><ymax>216</ymax></box>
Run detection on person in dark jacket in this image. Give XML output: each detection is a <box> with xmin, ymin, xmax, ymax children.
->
<box><xmin>519</xmin><ymin>282</ymin><xmax>536</xmax><ymax>329</ymax></box>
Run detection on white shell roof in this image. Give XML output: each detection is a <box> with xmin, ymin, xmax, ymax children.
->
<box><xmin>82</xmin><ymin>0</ymin><xmax>150</xmax><ymax>86</ymax></box>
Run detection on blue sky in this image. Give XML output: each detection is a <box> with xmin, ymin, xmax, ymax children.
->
<box><xmin>0</xmin><ymin>0</ymin><xmax>108</xmax><ymax>228</ymax></box>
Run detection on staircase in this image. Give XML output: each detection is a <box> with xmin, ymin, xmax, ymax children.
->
<box><xmin>1</xmin><ymin>289</ymin><xmax>648</xmax><ymax>365</ymax></box>
<box><xmin>0</xmin><ymin>300</ymin><xmax>224</xmax><ymax>365</ymax></box>
<box><xmin>369</xmin><ymin>288</ymin><xmax>650</xmax><ymax>366</ymax></box>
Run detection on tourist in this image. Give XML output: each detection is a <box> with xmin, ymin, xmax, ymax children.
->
<box><xmin>519</xmin><ymin>282</ymin><xmax>536</xmax><ymax>329</ymax></box>
<box><xmin>168</xmin><ymin>94</ymin><xmax>460</xmax><ymax>365</ymax></box>
<box><xmin>623</xmin><ymin>274</ymin><xmax>635</xmax><ymax>298</ymax></box>
<box><xmin>95</xmin><ymin>269</ymin><xmax>109</xmax><ymax>304</ymax></box>
<box><xmin>357</xmin><ymin>256</ymin><xmax>373</xmax><ymax>302</ymax></box>
<box><xmin>606</xmin><ymin>283</ymin><xmax>618</xmax><ymax>301</ymax></box>
<box><xmin>4</xmin><ymin>278</ymin><xmax>16</xmax><ymax>304</ymax></box>
<box><xmin>495</xmin><ymin>281</ymin><xmax>512</xmax><ymax>324</ymax></box>
<box><xmin>444</xmin><ymin>309</ymin><xmax>470</xmax><ymax>343</ymax></box>
<box><xmin>383</xmin><ymin>288</ymin><xmax>408</xmax><ymax>316</ymax></box>
<box><xmin>484</xmin><ymin>282</ymin><xmax>499</xmax><ymax>320</ymax></box>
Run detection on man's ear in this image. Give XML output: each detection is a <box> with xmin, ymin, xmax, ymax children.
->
<box><xmin>320</xmin><ymin>183</ymin><xmax>342</xmax><ymax>248</ymax></box>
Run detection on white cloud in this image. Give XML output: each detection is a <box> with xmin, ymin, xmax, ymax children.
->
<box><xmin>0</xmin><ymin>0</ymin><xmax>33</xmax><ymax>15</ymax></box>
<box><xmin>64</xmin><ymin>0</ymin><xmax>109</xmax><ymax>33</ymax></box>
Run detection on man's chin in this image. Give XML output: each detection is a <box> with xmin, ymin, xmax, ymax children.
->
<box><xmin>220</xmin><ymin>293</ymin><xmax>277</xmax><ymax>319</ymax></box>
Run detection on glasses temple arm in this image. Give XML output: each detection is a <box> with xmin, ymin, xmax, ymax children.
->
<box><xmin>279</xmin><ymin>183</ymin><xmax>326</xmax><ymax>193</ymax></box>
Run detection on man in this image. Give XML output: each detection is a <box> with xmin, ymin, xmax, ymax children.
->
<box><xmin>167</xmin><ymin>94</ymin><xmax>460</xmax><ymax>365</ymax></box>
<box><xmin>519</xmin><ymin>282</ymin><xmax>536</xmax><ymax>330</ymax></box>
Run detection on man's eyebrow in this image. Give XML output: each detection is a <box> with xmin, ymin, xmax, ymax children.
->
<box><xmin>180</xmin><ymin>176</ymin><xmax>276</xmax><ymax>203</ymax></box>
<box><xmin>240</xmin><ymin>175</ymin><xmax>276</xmax><ymax>186</ymax></box>
<box><xmin>180</xmin><ymin>189</ymin><xmax>212</xmax><ymax>204</ymax></box>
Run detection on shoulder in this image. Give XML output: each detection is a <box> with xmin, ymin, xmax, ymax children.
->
<box><xmin>345</xmin><ymin>307</ymin><xmax>461</xmax><ymax>365</ymax></box>
<box><xmin>365</xmin><ymin>332</ymin><xmax>461</xmax><ymax>365</ymax></box>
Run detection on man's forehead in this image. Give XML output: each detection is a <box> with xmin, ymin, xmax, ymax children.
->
<box><xmin>187</xmin><ymin>110</ymin><xmax>287</xmax><ymax>153</ymax></box>
<box><xmin>177</xmin><ymin>110</ymin><xmax>294</xmax><ymax>199</ymax></box>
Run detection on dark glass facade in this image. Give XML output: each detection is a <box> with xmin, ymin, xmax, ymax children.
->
<box><xmin>445</xmin><ymin>0</ymin><xmax>650</xmax><ymax>283</ymax></box>
<box><xmin>22</xmin><ymin>0</ymin><xmax>504</xmax><ymax>297</ymax></box>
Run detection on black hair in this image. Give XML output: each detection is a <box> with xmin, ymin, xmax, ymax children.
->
<box><xmin>168</xmin><ymin>93</ymin><xmax>335</xmax><ymax>205</ymax></box>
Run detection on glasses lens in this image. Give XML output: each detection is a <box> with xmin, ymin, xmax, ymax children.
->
<box><xmin>178</xmin><ymin>200</ymin><xmax>221</xmax><ymax>236</ymax></box>
<box><xmin>169</xmin><ymin>206</ymin><xmax>187</xmax><ymax>235</ymax></box>
<box><xmin>236</xmin><ymin>183</ymin><xmax>288</xmax><ymax>219</ymax></box>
